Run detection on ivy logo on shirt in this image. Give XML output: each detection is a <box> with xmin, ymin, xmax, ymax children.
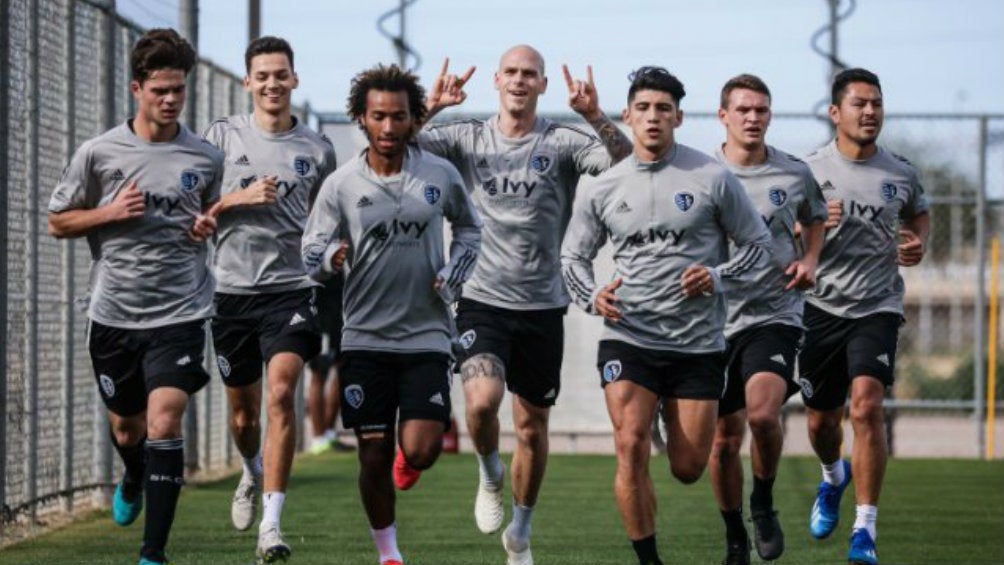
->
<box><xmin>180</xmin><ymin>169</ymin><xmax>202</xmax><ymax>192</ymax></box>
<box><xmin>293</xmin><ymin>156</ymin><xmax>312</xmax><ymax>177</ymax></box>
<box><xmin>880</xmin><ymin>182</ymin><xmax>898</xmax><ymax>202</ymax></box>
<box><xmin>674</xmin><ymin>191</ymin><xmax>695</xmax><ymax>212</ymax></box>
<box><xmin>425</xmin><ymin>185</ymin><xmax>441</xmax><ymax>205</ymax></box>
<box><xmin>769</xmin><ymin>188</ymin><xmax>788</xmax><ymax>207</ymax></box>
<box><xmin>530</xmin><ymin>153</ymin><xmax>552</xmax><ymax>174</ymax></box>
<box><xmin>345</xmin><ymin>384</ymin><xmax>365</xmax><ymax>409</ymax></box>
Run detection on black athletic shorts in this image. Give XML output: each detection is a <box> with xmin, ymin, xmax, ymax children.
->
<box><xmin>308</xmin><ymin>275</ymin><xmax>344</xmax><ymax>375</ymax></box>
<box><xmin>719</xmin><ymin>323</ymin><xmax>802</xmax><ymax>417</ymax></box>
<box><xmin>596</xmin><ymin>340</ymin><xmax>726</xmax><ymax>400</ymax></box>
<box><xmin>212</xmin><ymin>289</ymin><xmax>322</xmax><ymax>387</ymax></box>
<box><xmin>339</xmin><ymin>350</ymin><xmax>452</xmax><ymax>434</ymax></box>
<box><xmin>797</xmin><ymin>303</ymin><xmax>903</xmax><ymax>411</ymax></box>
<box><xmin>89</xmin><ymin>319</ymin><xmax>211</xmax><ymax>417</ymax></box>
<box><xmin>454</xmin><ymin>298</ymin><xmax>565</xmax><ymax>408</ymax></box>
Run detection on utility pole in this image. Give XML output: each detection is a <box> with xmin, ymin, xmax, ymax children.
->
<box><xmin>395</xmin><ymin>0</ymin><xmax>406</xmax><ymax>68</ymax></box>
<box><xmin>249</xmin><ymin>0</ymin><xmax>260</xmax><ymax>43</ymax></box>
<box><xmin>828</xmin><ymin>0</ymin><xmax>841</xmax><ymax>83</ymax></box>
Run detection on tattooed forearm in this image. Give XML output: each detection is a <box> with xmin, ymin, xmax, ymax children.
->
<box><xmin>587</xmin><ymin>113</ymin><xmax>632</xmax><ymax>162</ymax></box>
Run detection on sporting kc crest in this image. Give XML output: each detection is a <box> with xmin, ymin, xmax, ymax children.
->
<box><xmin>425</xmin><ymin>185</ymin><xmax>441</xmax><ymax>205</ymax></box>
<box><xmin>880</xmin><ymin>182</ymin><xmax>898</xmax><ymax>202</ymax></box>
<box><xmin>294</xmin><ymin>156</ymin><xmax>312</xmax><ymax>177</ymax></box>
<box><xmin>180</xmin><ymin>169</ymin><xmax>201</xmax><ymax>192</ymax></box>
<box><xmin>769</xmin><ymin>188</ymin><xmax>788</xmax><ymax>207</ymax></box>
<box><xmin>674</xmin><ymin>191</ymin><xmax>695</xmax><ymax>212</ymax></box>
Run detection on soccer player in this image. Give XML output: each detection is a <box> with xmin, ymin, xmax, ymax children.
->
<box><xmin>202</xmin><ymin>36</ymin><xmax>336</xmax><ymax>562</ymax></box>
<box><xmin>47</xmin><ymin>29</ymin><xmax>223</xmax><ymax>565</ymax></box>
<box><xmin>800</xmin><ymin>68</ymin><xmax>929</xmax><ymax>565</ymax></box>
<box><xmin>414</xmin><ymin>46</ymin><xmax>631</xmax><ymax>565</ymax></box>
<box><xmin>302</xmin><ymin>64</ymin><xmax>482</xmax><ymax>565</ymax></box>
<box><xmin>707</xmin><ymin>74</ymin><xmax>828</xmax><ymax>565</ymax></box>
<box><xmin>560</xmin><ymin>66</ymin><xmax>772</xmax><ymax>565</ymax></box>
<box><xmin>306</xmin><ymin>274</ymin><xmax>353</xmax><ymax>454</ymax></box>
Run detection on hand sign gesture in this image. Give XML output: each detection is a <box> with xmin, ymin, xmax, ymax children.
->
<box><xmin>427</xmin><ymin>58</ymin><xmax>476</xmax><ymax>115</ymax></box>
<box><xmin>563</xmin><ymin>64</ymin><xmax>601</xmax><ymax>121</ymax></box>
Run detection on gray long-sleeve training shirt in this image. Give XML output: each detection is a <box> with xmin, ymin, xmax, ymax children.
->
<box><xmin>302</xmin><ymin>145</ymin><xmax>482</xmax><ymax>355</ymax></box>
<box><xmin>561</xmin><ymin>144</ymin><xmax>772</xmax><ymax>353</ymax></box>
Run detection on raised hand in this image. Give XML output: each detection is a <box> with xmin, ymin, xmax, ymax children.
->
<box><xmin>595</xmin><ymin>277</ymin><xmax>624</xmax><ymax>323</ymax></box>
<box><xmin>109</xmin><ymin>180</ymin><xmax>146</xmax><ymax>221</ymax></box>
<box><xmin>681</xmin><ymin>264</ymin><xmax>714</xmax><ymax>298</ymax></box>
<box><xmin>563</xmin><ymin>64</ymin><xmax>600</xmax><ymax>121</ymax></box>
<box><xmin>426</xmin><ymin>58</ymin><xmax>476</xmax><ymax>115</ymax></box>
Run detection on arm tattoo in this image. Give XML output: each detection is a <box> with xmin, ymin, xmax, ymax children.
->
<box><xmin>587</xmin><ymin>113</ymin><xmax>632</xmax><ymax>162</ymax></box>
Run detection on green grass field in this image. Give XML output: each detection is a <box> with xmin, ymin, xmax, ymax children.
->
<box><xmin>1</xmin><ymin>452</ymin><xmax>1001</xmax><ymax>565</ymax></box>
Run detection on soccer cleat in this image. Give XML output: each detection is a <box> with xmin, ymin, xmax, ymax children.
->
<box><xmin>475</xmin><ymin>467</ymin><xmax>505</xmax><ymax>534</ymax></box>
<box><xmin>502</xmin><ymin>523</ymin><xmax>533</xmax><ymax>565</ymax></box>
<box><xmin>721</xmin><ymin>539</ymin><xmax>750</xmax><ymax>565</ymax></box>
<box><xmin>113</xmin><ymin>481</ymin><xmax>143</xmax><ymax>526</ymax></box>
<box><xmin>232</xmin><ymin>472</ymin><xmax>263</xmax><ymax>531</ymax></box>
<box><xmin>256</xmin><ymin>523</ymin><xmax>292</xmax><ymax>564</ymax></box>
<box><xmin>380</xmin><ymin>561</ymin><xmax>404</xmax><ymax>565</ymax></box>
<box><xmin>308</xmin><ymin>436</ymin><xmax>331</xmax><ymax>455</ymax></box>
<box><xmin>750</xmin><ymin>508</ymin><xmax>784</xmax><ymax>560</ymax></box>
<box><xmin>393</xmin><ymin>449</ymin><xmax>422</xmax><ymax>491</ymax></box>
<box><xmin>138</xmin><ymin>557</ymin><xmax>169</xmax><ymax>565</ymax></box>
<box><xmin>810</xmin><ymin>459</ymin><xmax>852</xmax><ymax>539</ymax></box>
<box><xmin>848</xmin><ymin>528</ymin><xmax>878</xmax><ymax>565</ymax></box>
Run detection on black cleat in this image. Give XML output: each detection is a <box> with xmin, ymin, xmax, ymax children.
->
<box><xmin>750</xmin><ymin>508</ymin><xmax>785</xmax><ymax>561</ymax></box>
<box><xmin>721</xmin><ymin>539</ymin><xmax>750</xmax><ymax>565</ymax></box>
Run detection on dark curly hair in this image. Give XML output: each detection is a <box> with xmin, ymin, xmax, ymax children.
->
<box><xmin>346</xmin><ymin>64</ymin><xmax>427</xmax><ymax>123</ymax></box>
<box><xmin>130</xmin><ymin>28</ymin><xmax>196</xmax><ymax>84</ymax></box>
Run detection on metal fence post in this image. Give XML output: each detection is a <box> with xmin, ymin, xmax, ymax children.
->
<box><xmin>0</xmin><ymin>0</ymin><xmax>10</xmax><ymax>527</ymax></box>
<box><xmin>976</xmin><ymin>117</ymin><xmax>988</xmax><ymax>458</ymax></box>
<box><xmin>23</xmin><ymin>0</ymin><xmax>41</xmax><ymax>524</ymax></box>
<box><xmin>60</xmin><ymin>0</ymin><xmax>77</xmax><ymax>515</ymax></box>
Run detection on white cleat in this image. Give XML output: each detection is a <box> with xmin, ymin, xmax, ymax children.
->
<box><xmin>256</xmin><ymin>522</ymin><xmax>292</xmax><ymax>564</ymax></box>
<box><xmin>475</xmin><ymin>467</ymin><xmax>505</xmax><ymax>534</ymax></box>
<box><xmin>232</xmin><ymin>472</ymin><xmax>262</xmax><ymax>531</ymax></box>
<box><xmin>502</xmin><ymin>524</ymin><xmax>533</xmax><ymax>565</ymax></box>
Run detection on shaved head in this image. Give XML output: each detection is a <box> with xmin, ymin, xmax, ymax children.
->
<box><xmin>498</xmin><ymin>44</ymin><xmax>545</xmax><ymax>76</ymax></box>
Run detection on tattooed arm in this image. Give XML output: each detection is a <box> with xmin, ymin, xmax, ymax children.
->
<box><xmin>563</xmin><ymin>64</ymin><xmax>631</xmax><ymax>162</ymax></box>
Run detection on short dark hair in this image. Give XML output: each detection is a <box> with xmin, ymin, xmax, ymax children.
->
<box><xmin>346</xmin><ymin>64</ymin><xmax>427</xmax><ymax>123</ymax></box>
<box><xmin>245</xmin><ymin>36</ymin><xmax>294</xmax><ymax>73</ymax></box>
<box><xmin>627</xmin><ymin>66</ymin><xmax>686</xmax><ymax>105</ymax></box>
<box><xmin>130</xmin><ymin>28</ymin><xmax>196</xmax><ymax>83</ymax></box>
<box><xmin>720</xmin><ymin>74</ymin><xmax>771</xmax><ymax>109</ymax></box>
<box><xmin>831</xmin><ymin>68</ymin><xmax>881</xmax><ymax>105</ymax></box>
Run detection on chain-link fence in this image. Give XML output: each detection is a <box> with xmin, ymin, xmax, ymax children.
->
<box><xmin>318</xmin><ymin>110</ymin><xmax>1004</xmax><ymax>458</ymax></box>
<box><xmin>1</xmin><ymin>0</ymin><xmax>313</xmax><ymax>536</ymax></box>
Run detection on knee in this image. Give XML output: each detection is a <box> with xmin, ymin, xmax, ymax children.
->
<box><xmin>147</xmin><ymin>412</ymin><xmax>182</xmax><ymax>440</ymax></box>
<box><xmin>747</xmin><ymin>410</ymin><xmax>779</xmax><ymax>438</ymax></box>
<box><xmin>466</xmin><ymin>395</ymin><xmax>500</xmax><ymax>421</ymax></box>
<box><xmin>515</xmin><ymin>418</ymin><xmax>547</xmax><ymax>449</ymax></box>
<box><xmin>403</xmin><ymin>443</ymin><xmax>441</xmax><ymax>471</ymax></box>
<box><xmin>358</xmin><ymin>438</ymin><xmax>393</xmax><ymax>470</ymax></box>
<box><xmin>850</xmin><ymin>395</ymin><xmax>884</xmax><ymax>428</ymax></box>
<box><xmin>111</xmin><ymin>426</ymin><xmax>145</xmax><ymax>447</ymax></box>
<box><xmin>614</xmin><ymin>428</ymin><xmax>649</xmax><ymax>468</ymax></box>
<box><xmin>268</xmin><ymin>383</ymin><xmax>296</xmax><ymax>415</ymax></box>
<box><xmin>670</xmin><ymin>459</ymin><xmax>707</xmax><ymax>485</ymax></box>
<box><xmin>808</xmin><ymin>411</ymin><xmax>841</xmax><ymax>439</ymax></box>
<box><xmin>711</xmin><ymin>431</ymin><xmax>742</xmax><ymax>466</ymax></box>
<box><xmin>230</xmin><ymin>404</ymin><xmax>260</xmax><ymax>434</ymax></box>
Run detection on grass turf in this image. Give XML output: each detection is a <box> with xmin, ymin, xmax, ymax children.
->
<box><xmin>1</xmin><ymin>453</ymin><xmax>1001</xmax><ymax>564</ymax></box>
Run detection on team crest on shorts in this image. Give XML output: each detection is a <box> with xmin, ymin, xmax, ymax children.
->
<box><xmin>293</xmin><ymin>155</ymin><xmax>313</xmax><ymax>177</ymax></box>
<box><xmin>180</xmin><ymin>169</ymin><xmax>202</xmax><ymax>192</ymax></box>
<box><xmin>459</xmin><ymin>329</ymin><xmax>477</xmax><ymax>350</ymax></box>
<box><xmin>880</xmin><ymin>181</ymin><xmax>898</xmax><ymax>202</ymax></box>
<box><xmin>217</xmin><ymin>355</ymin><xmax>232</xmax><ymax>378</ymax></box>
<box><xmin>798</xmin><ymin>377</ymin><xmax>813</xmax><ymax>398</ymax></box>
<box><xmin>98</xmin><ymin>374</ymin><xmax>115</xmax><ymax>398</ymax></box>
<box><xmin>530</xmin><ymin>153</ymin><xmax>553</xmax><ymax>174</ymax></box>
<box><xmin>768</xmin><ymin>188</ymin><xmax>788</xmax><ymax>207</ymax></box>
<box><xmin>345</xmin><ymin>384</ymin><xmax>365</xmax><ymax>409</ymax></box>
<box><xmin>425</xmin><ymin>185</ymin><xmax>441</xmax><ymax>205</ymax></box>
<box><xmin>602</xmin><ymin>360</ymin><xmax>622</xmax><ymax>383</ymax></box>
<box><xmin>674</xmin><ymin>191</ymin><xmax>695</xmax><ymax>212</ymax></box>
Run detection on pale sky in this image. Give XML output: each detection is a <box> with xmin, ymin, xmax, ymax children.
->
<box><xmin>118</xmin><ymin>0</ymin><xmax>1003</xmax><ymax>116</ymax></box>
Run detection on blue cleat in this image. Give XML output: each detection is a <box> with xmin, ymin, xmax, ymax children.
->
<box><xmin>113</xmin><ymin>481</ymin><xmax>143</xmax><ymax>526</ymax></box>
<box><xmin>138</xmin><ymin>556</ymin><xmax>168</xmax><ymax>565</ymax></box>
<box><xmin>809</xmin><ymin>459</ymin><xmax>851</xmax><ymax>539</ymax></box>
<box><xmin>848</xmin><ymin>528</ymin><xmax>878</xmax><ymax>565</ymax></box>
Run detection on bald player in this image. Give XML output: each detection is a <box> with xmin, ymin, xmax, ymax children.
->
<box><xmin>414</xmin><ymin>45</ymin><xmax>631</xmax><ymax>565</ymax></box>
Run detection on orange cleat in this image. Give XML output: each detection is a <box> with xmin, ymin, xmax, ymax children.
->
<box><xmin>393</xmin><ymin>449</ymin><xmax>422</xmax><ymax>490</ymax></box>
<box><xmin>381</xmin><ymin>560</ymin><xmax>404</xmax><ymax>565</ymax></box>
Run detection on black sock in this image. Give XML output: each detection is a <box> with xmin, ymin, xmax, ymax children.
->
<box><xmin>631</xmin><ymin>534</ymin><xmax>664</xmax><ymax>565</ymax></box>
<box><xmin>141</xmin><ymin>438</ymin><xmax>185</xmax><ymax>561</ymax></box>
<box><xmin>721</xmin><ymin>508</ymin><xmax>748</xmax><ymax>544</ymax></box>
<box><xmin>750</xmin><ymin>475</ymin><xmax>776</xmax><ymax>512</ymax></box>
<box><xmin>110</xmin><ymin>431</ymin><xmax>146</xmax><ymax>500</ymax></box>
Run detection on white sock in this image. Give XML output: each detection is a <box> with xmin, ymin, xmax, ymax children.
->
<box><xmin>261</xmin><ymin>491</ymin><xmax>286</xmax><ymax>529</ymax></box>
<box><xmin>476</xmin><ymin>451</ymin><xmax>503</xmax><ymax>489</ymax></box>
<box><xmin>509</xmin><ymin>501</ymin><xmax>533</xmax><ymax>542</ymax></box>
<box><xmin>370</xmin><ymin>523</ymin><xmax>403</xmax><ymax>563</ymax></box>
<box><xmin>243</xmin><ymin>453</ymin><xmax>263</xmax><ymax>478</ymax></box>
<box><xmin>821</xmin><ymin>459</ymin><xmax>846</xmax><ymax>486</ymax></box>
<box><xmin>853</xmin><ymin>504</ymin><xmax>878</xmax><ymax>540</ymax></box>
